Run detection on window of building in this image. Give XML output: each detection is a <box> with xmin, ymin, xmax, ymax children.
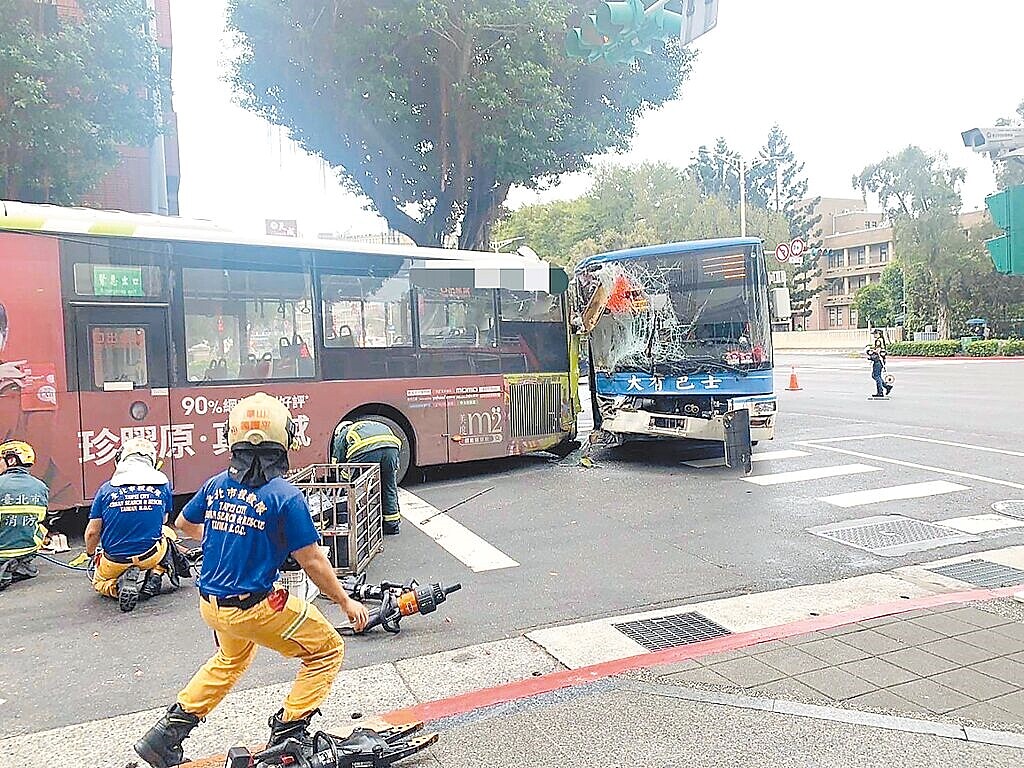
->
<box><xmin>418</xmin><ymin>288</ymin><xmax>496</xmax><ymax>348</ymax></box>
<box><xmin>850</xmin><ymin>275</ymin><xmax>868</xmax><ymax>291</ymax></box>
<box><xmin>91</xmin><ymin>326</ymin><xmax>148</xmax><ymax>388</ymax></box>
<box><xmin>321</xmin><ymin>269</ymin><xmax>413</xmax><ymax>349</ymax></box>
<box><xmin>182</xmin><ymin>268</ymin><xmax>316</xmax><ymax>382</ymax></box>
<box><xmin>879</xmin><ymin>243</ymin><xmax>890</xmax><ymax>262</ymax></box>
<box><xmin>499</xmin><ymin>291</ymin><xmax>564</xmax><ymax>323</ymax></box>
<box><xmin>854</xmin><ymin>247</ymin><xmax>866</xmax><ymax>265</ymax></box>
<box><xmin>828</xmin><ymin>279</ymin><xmax>844</xmax><ymax>296</ymax></box>
<box><xmin>827</xmin><ymin>250</ymin><xmax>844</xmax><ymax>269</ymax></box>
<box><xmin>828</xmin><ymin>307</ymin><xmax>843</xmax><ymax>327</ymax></box>
<box><xmin>850</xmin><ymin>308</ymin><xmax>858</xmax><ymax>327</ymax></box>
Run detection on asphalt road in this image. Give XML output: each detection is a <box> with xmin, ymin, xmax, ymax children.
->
<box><xmin>3</xmin><ymin>353</ymin><xmax>1023</xmax><ymax>737</ymax></box>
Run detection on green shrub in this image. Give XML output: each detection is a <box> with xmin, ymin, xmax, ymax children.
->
<box><xmin>887</xmin><ymin>341</ymin><xmax>960</xmax><ymax>357</ymax></box>
<box><xmin>999</xmin><ymin>339</ymin><xmax>1024</xmax><ymax>356</ymax></box>
<box><xmin>966</xmin><ymin>340</ymin><xmax>999</xmax><ymax>356</ymax></box>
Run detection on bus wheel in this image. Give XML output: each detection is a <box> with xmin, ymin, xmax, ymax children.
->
<box><xmin>359</xmin><ymin>415</ymin><xmax>413</xmax><ymax>485</ymax></box>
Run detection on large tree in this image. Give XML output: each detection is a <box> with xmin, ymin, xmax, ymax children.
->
<box><xmin>494</xmin><ymin>162</ymin><xmax>789</xmax><ymax>267</ymax></box>
<box><xmin>0</xmin><ymin>0</ymin><xmax>164</xmax><ymax>203</ymax></box>
<box><xmin>854</xmin><ymin>146</ymin><xmax>975</xmax><ymax>339</ymax></box>
<box><xmin>989</xmin><ymin>100</ymin><xmax>1024</xmax><ymax>190</ymax></box>
<box><xmin>687</xmin><ymin>138</ymin><xmax>741</xmax><ymax>205</ymax></box>
<box><xmin>228</xmin><ymin>1</ymin><xmax>692</xmax><ymax>250</ymax></box>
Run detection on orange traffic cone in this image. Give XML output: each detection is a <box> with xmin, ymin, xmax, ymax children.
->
<box><xmin>786</xmin><ymin>367</ymin><xmax>802</xmax><ymax>391</ymax></box>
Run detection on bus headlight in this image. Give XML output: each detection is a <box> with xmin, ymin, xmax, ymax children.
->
<box><xmin>753</xmin><ymin>401</ymin><xmax>777</xmax><ymax>415</ymax></box>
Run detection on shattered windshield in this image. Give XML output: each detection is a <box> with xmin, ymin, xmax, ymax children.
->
<box><xmin>581</xmin><ymin>247</ymin><xmax>772</xmax><ymax>376</ymax></box>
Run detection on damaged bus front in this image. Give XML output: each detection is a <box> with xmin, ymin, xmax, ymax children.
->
<box><xmin>572</xmin><ymin>238</ymin><xmax>776</xmax><ymax>453</ymax></box>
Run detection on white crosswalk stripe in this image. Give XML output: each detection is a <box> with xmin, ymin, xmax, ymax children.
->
<box><xmin>684</xmin><ymin>449</ymin><xmax>810</xmax><ymax>468</ymax></box>
<box><xmin>742</xmin><ymin>463</ymin><xmax>880</xmax><ymax>486</ymax></box>
<box><xmin>818</xmin><ymin>480</ymin><xmax>969</xmax><ymax>508</ymax></box>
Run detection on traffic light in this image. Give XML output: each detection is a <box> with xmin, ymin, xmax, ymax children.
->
<box><xmin>985</xmin><ymin>185</ymin><xmax>1024</xmax><ymax>275</ymax></box>
<box><xmin>565</xmin><ymin>1</ymin><xmax>691</xmax><ymax>62</ymax></box>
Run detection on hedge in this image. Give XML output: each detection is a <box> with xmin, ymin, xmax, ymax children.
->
<box><xmin>966</xmin><ymin>340</ymin><xmax>999</xmax><ymax>356</ymax></box>
<box><xmin>999</xmin><ymin>339</ymin><xmax>1024</xmax><ymax>356</ymax></box>
<box><xmin>887</xmin><ymin>341</ymin><xmax>960</xmax><ymax>357</ymax></box>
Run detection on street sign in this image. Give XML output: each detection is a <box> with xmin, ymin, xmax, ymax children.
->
<box><xmin>775</xmin><ymin>243</ymin><xmax>791</xmax><ymax>263</ymax></box>
<box><xmin>266</xmin><ymin>219</ymin><xmax>298</xmax><ymax>237</ymax></box>
<box><xmin>791</xmin><ymin>237</ymin><xmax>806</xmax><ymax>257</ymax></box>
<box><xmin>984</xmin><ymin>185</ymin><xmax>1023</xmax><ymax>275</ymax></box>
<box><xmin>681</xmin><ymin>0</ymin><xmax>719</xmax><ymax>47</ymax></box>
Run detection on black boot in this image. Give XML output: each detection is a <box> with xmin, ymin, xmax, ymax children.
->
<box><xmin>139</xmin><ymin>570</ymin><xmax>163</xmax><ymax>601</ymax></box>
<box><xmin>118</xmin><ymin>566</ymin><xmax>141</xmax><ymax>612</ymax></box>
<box><xmin>134</xmin><ymin>704</ymin><xmax>201</xmax><ymax>768</ymax></box>
<box><xmin>267</xmin><ymin>708</ymin><xmax>320</xmax><ymax>750</ymax></box>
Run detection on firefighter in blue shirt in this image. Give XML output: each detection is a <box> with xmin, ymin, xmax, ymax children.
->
<box><xmin>85</xmin><ymin>437</ymin><xmax>176</xmax><ymax>613</ymax></box>
<box><xmin>332</xmin><ymin>419</ymin><xmax>403</xmax><ymax>534</ymax></box>
<box><xmin>0</xmin><ymin>441</ymin><xmax>48</xmax><ymax>591</ymax></box>
<box><xmin>135</xmin><ymin>393</ymin><xmax>368</xmax><ymax>768</ymax></box>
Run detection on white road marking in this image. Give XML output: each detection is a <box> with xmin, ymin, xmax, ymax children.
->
<box><xmin>796</xmin><ymin>441</ymin><xmax>1024</xmax><ymax>492</ymax></box>
<box><xmin>940</xmin><ymin>514</ymin><xmax>1024</xmax><ymax>534</ymax></box>
<box><xmin>398</xmin><ymin>488</ymin><xmax>519</xmax><ymax>572</ymax></box>
<box><xmin>742</xmin><ymin>463</ymin><xmax>880</xmax><ymax>486</ymax></box>
<box><xmin>819</xmin><ymin>480</ymin><xmax>969</xmax><ymax>508</ymax></box>
<box><xmin>875</xmin><ymin>433</ymin><xmax>1024</xmax><ymax>459</ymax></box>
<box><xmin>684</xmin><ymin>449</ymin><xmax>810</xmax><ymax>468</ymax></box>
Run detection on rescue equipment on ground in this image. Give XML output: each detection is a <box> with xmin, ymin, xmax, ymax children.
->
<box><xmin>337</xmin><ymin>574</ymin><xmax>461</xmax><ymax>635</ymax></box>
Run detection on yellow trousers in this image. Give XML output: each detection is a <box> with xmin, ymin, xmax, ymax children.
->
<box><xmin>178</xmin><ymin>593</ymin><xmax>344</xmax><ymax>721</ymax></box>
<box><xmin>92</xmin><ymin>539</ymin><xmax>167</xmax><ymax>598</ymax></box>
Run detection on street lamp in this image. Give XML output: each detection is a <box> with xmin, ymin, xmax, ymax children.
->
<box><xmin>712</xmin><ymin>154</ymin><xmax>788</xmax><ymax>237</ymax></box>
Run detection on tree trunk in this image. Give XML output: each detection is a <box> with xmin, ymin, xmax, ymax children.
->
<box><xmin>936</xmin><ymin>289</ymin><xmax>950</xmax><ymax>340</ymax></box>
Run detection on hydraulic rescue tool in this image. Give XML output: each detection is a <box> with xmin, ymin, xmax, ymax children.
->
<box><xmin>224</xmin><ymin>722</ymin><xmax>438</xmax><ymax>768</ymax></box>
<box><xmin>338</xmin><ymin>574</ymin><xmax>462</xmax><ymax>634</ymax></box>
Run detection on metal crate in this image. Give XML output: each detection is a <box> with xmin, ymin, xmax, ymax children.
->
<box><xmin>287</xmin><ymin>463</ymin><xmax>383</xmax><ymax>576</ymax></box>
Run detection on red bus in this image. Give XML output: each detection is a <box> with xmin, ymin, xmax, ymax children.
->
<box><xmin>0</xmin><ymin>202</ymin><xmax>578</xmax><ymax>518</ymax></box>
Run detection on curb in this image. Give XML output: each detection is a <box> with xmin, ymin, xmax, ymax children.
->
<box><xmin>888</xmin><ymin>356</ymin><xmax>1024</xmax><ymax>361</ymax></box>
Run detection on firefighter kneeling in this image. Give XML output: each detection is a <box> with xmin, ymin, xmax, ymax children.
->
<box><xmin>135</xmin><ymin>394</ymin><xmax>368</xmax><ymax>768</ymax></box>
<box><xmin>0</xmin><ymin>441</ymin><xmax>48</xmax><ymax>591</ymax></box>
<box><xmin>332</xmin><ymin>419</ymin><xmax>403</xmax><ymax>535</ymax></box>
<box><xmin>85</xmin><ymin>438</ymin><xmax>177</xmax><ymax>613</ymax></box>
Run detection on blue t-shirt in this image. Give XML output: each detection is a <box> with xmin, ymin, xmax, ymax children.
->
<box><xmin>89</xmin><ymin>482</ymin><xmax>173</xmax><ymax>559</ymax></box>
<box><xmin>183</xmin><ymin>472</ymin><xmax>319</xmax><ymax>597</ymax></box>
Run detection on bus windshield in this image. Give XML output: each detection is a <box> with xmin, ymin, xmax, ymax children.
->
<box><xmin>584</xmin><ymin>246</ymin><xmax>772</xmax><ymax>376</ymax></box>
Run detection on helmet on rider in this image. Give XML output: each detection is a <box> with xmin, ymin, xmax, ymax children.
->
<box><xmin>227</xmin><ymin>393</ymin><xmax>296</xmax><ymax>450</ymax></box>
<box><xmin>0</xmin><ymin>440</ymin><xmax>35</xmax><ymax>471</ymax></box>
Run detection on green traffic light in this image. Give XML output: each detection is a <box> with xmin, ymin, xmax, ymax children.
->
<box><xmin>984</xmin><ymin>185</ymin><xmax>1024</xmax><ymax>275</ymax></box>
<box><xmin>596</xmin><ymin>1</ymin><xmax>642</xmax><ymax>35</ymax></box>
<box><xmin>986</xmin><ymin>235</ymin><xmax>1011</xmax><ymax>275</ymax></box>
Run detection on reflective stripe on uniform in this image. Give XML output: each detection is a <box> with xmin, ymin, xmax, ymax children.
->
<box><xmin>344</xmin><ymin>427</ymin><xmax>401</xmax><ymax>459</ymax></box>
<box><xmin>282</xmin><ymin>600</ymin><xmax>310</xmax><ymax>640</ymax></box>
<box><xmin>0</xmin><ymin>505</ymin><xmax>47</xmax><ymax>520</ymax></box>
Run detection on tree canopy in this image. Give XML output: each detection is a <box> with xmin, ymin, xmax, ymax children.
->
<box><xmin>0</xmin><ymin>0</ymin><xmax>164</xmax><ymax>203</ymax></box>
<box><xmin>228</xmin><ymin>0</ymin><xmax>693</xmax><ymax>249</ymax></box>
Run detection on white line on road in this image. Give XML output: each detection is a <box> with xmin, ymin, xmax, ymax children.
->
<box><xmin>398</xmin><ymin>488</ymin><xmax>519</xmax><ymax>572</ymax></box>
<box><xmin>939</xmin><ymin>514</ymin><xmax>1024</xmax><ymax>534</ymax></box>
<box><xmin>878</xmin><ymin>433</ymin><xmax>1024</xmax><ymax>459</ymax></box>
<box><xmin>683</xmin><ymin>449</ymin><xmax>810</xmax><ymax>468</ymax></box>
<box><xmin>795</xmin><ymin>441</ymin><xmax>1024</xmax><ymax>492</ymax></box>
<box><xmin>742</xmin><ymin>463</ymin><xmax>880</xmax><ymax>486</ymax></box>
<box><xmin>818</xmin><ymin>480</ymin><xmax>970</xmax><ymax>508</ymax></box>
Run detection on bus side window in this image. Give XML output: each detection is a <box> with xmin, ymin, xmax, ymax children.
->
<box><xmin>321</xmin><ymin>269</ymin><xmax>412</xmax><ymax>350</ymax></box>
<box><xmin>417</xmin><ymin>288</ymin><xmax>495</xmax><ymax>349</ymax></box>
<box><xmin>182</xmin><ymin>267</ymin><xmax>316</xmax><ymax>381</ymax></box>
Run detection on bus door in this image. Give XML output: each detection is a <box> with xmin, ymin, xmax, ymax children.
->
<box><xmin>72</xmin><ymin>305</ymin><xmax>174</xmax><ymax>500</ymax></box>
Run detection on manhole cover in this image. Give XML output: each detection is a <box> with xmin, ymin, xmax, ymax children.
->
<box><xmin>927</xmin><ymin>559</ymin><xmax>1024</xmax><ymax>588</ymax></box>
<box><xmin>807</xmin><ymin>515</ymin><xmax>978</xmax><ymax>557</ymax></box>
<box><xmin>613</xmin><ymin>612</ymin><xmax>731</xmax><ymax>651</ymax></box>
<box><xmin>992</xmin><ymin>500</ymin><xmax>1024</xmax><ymax>520</ymax></box>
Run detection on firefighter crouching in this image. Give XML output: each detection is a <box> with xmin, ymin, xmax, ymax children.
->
<box><xmin>84</xmin><ymin>438</ymin><xmax>176</xmax><ymax>613</ymax></box>
<box><xmin>331</xmin><ymin>419</ymin><xmax>403</xmax><ymax>535</ymax></box>
<box><xmin>0</xmin><ymin>441</ymin><xmax>48</xmax><ymax>591</ymax></box>
<box><xmin>135</xmin><ymin>394</ymin><xmax>369</xmax><ymax>768</ymax></box>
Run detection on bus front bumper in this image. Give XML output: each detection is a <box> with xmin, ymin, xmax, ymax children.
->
<box><xmin>601</xmin><ymin>406</ymin><xmax>776</xmax><ymax>442</ymax></box>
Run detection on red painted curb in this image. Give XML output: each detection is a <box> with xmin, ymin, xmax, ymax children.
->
<box><xmin>381</xmin><ymin>585</ymin><xmax>1022</xmax><ymax>726</ymax></box>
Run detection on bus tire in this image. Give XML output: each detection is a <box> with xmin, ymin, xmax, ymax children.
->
<box><xmin>355</xmin><ymin>414</ymin><xmax>413</xmax><ymax>485</ymax></box>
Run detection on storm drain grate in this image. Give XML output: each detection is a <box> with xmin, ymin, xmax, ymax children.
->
<box><xmin>807</xmin><ymin>515</ymin><xmax>977</xmax><ymax>557</ymax></box>
<box><xmin>613</xmin><ymin>612</ymin><xmax>731</xmax><ymax>651</ymax></box>
<box><xmin>992</xmin><ymin>500</ymin><xmax>1024</xmax><ymax>520</ymax></box>
<box><xmin>927</xmin><ymin>559</ymin><xmax>1024</xmax><ymax>589</ymax></box>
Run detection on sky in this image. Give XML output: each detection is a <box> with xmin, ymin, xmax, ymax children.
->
<box><xmin>169</xmin><ymin>0</ymin><xmax>1024</xmax><ymax>237</ymax></box>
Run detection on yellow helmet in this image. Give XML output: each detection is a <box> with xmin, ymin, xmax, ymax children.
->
<box><xmin>227</xmin><ymin>393</ymin><xmax>295</xmax><ymax>450</ymax></box>
<box><xmin>0</xmin><ymin>440</ymin><xmax>35</xmax><ymax>469</ymax></box>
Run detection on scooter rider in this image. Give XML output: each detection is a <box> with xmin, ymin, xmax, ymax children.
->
<box><xmin>0</xmin><ymin>441</ymin><xmax>48</xmax><ymax>591</ymax></box>
<box><xmin>135</xmin><ymin>393</ymin><xmax>369</xmax><ymax>768</ymax></box>
<box><xmin>84</xmin><ymin>437</ymin><xmax>175</xmax><ymax>612</ymax></box>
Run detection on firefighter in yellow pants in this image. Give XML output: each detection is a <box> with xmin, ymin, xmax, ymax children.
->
<box><xmin>135</xmin><ymin>394</ymin><xmax>368</xmax><ymax>768</ymax></box>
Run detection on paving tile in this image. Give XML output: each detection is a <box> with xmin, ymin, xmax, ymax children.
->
<box><xmin>780</xmin><ymin>631</ymin><xmax>822</xmax><ymax>647</ymax></box>
<box><xmin>660</xmin><ymin>666</ymin><xmax>733</xmax><ymax>688</ymax></box>
<box><xmin>952</xmin><ymin>701</ymin><xmax>1020</xmax><ymax>725</ymax></box>
<box><xmin>648</xmin><ymin>659</ymin><xmax>701</xmax><ymax>678</ymax></box>
<box><xmin>930</xmin><ymin>668</ymin><xmax>1016</xmax><ymax>701</ymax></box>
<box><xmin>873</xmin><ymin>620</ymin><xmax>945</xmax><ymax>647</ymax></box>
<box><xmin>987</xmin><ymin>690</ymin><xmax>1024</xmax><ymax>719</ymax></box>
<box><xmin>887</xmin><ymin>678</ymin><xmax>976</xmax><ymax>714</ymax></box>
<box><xmin>819</xmin><ymin>623</ymin><xmax>867</xmax><ymax>638</ymax></box>
<box><xmin>838</xmin><ymin>629</ymin><xmax>906</xmax><ymax>656</ymax></box>
<box><xmin>705</xmin><ymin>656</ymin><xmax>787</xmax><ymax>688</ymax></box>
<box><xmin>943</xmin><ymin>606</ymin><xmax>1015</xmax><ymax>630</ymax></box>
<box><xmin>991</xmin><ymin>621</ymin><xmax>1024</xmax><ymax>643</ymax></box>
<box><xmin>959</xmin><ymin>629</ymin><xmax>1024</xmax><ymax>657</ymax></box>
<box><xmin>910</xmin><ymin>613</ymin><xmax>985</xmax><ymax>637</ymax></box>
<box><xmin>857</xmin><ymin>615</ymin><xmax>900</xmax><ymax>629</ymax></box>
<box><xmin>742</xmin><ymin>640</ymin><xmax>787</xmax><ymax>656</ymax></box>
<box><xmin>839</xmin><ymin>657</ymin><xmax>919</xmax><ymax>688</ymax></box>
<box><xmin>880</xmin><ymin>647</ymin><xmax>959</xmax><ymax>676</ymax></box>
<box><xmin>749</xmin><ymin>678</ymin><xmax>829</xmax><ymax>702</ymax></box>
<box><xmin>798</xmin><ymin>637</ymin><xmax>870</xmax><ymax>665</ymax></box>
<box><xmin>695</xmin><ymin>649</ymin><xmax>749</xmax><ymax>666</ymax></box>
<box><xmin>1009</xmin><ymin>651</ymin><xmax>1024</xmax><ymax>665</ymax></box>
<box><xmin>972</xmin><ymin>655</ymin><xmax>1024</xmax><ymax>684</ymax></box>
<box><xmin>794</xmin><ymin>667</ymin><xmax>878</xmax><ymax>701</ymax></box>
<box><xmin>844</xmin><ymin>688</ymin><xmax>919</xmax><ymax>712</ymax></box>
<box><xmin>920</xmin><ymin>637</ymin><xmax>997</xmax><ymax>665</ymax></box>
<box><xmin>751</xmin><ymin>646</ymin><xmax>829</xmax><ymax>676</ymax></box>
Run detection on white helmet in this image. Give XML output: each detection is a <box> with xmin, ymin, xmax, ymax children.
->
<box><xmin>117</xmin><ymin>437</ymin><xmax>158</xmax><ymax>467</ymax></box>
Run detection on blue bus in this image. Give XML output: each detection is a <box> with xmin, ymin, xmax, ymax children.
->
<box><xmin>572</xmin><ymin>238</ymin><xmax>776</xmax><ymax>453</ymax></box>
